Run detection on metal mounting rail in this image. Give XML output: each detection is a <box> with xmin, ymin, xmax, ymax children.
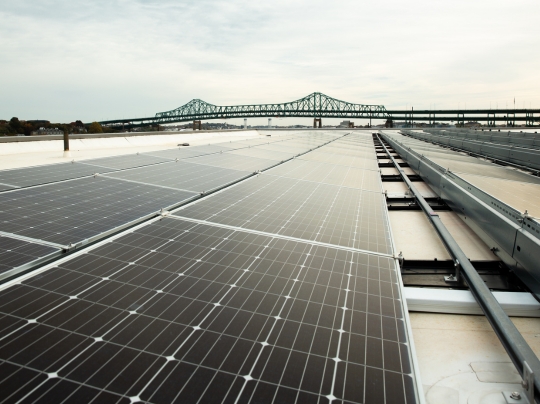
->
<box><xmin>375</xmin><ymin>133</ymin><xmax>540</xmax><ymax>403</ymax></box>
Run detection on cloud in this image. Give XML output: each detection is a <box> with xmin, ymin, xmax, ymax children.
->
<box><xmin>1</xmin><ymin>0</ymin><xmax>539</xmax><ymax>122</ymax></box>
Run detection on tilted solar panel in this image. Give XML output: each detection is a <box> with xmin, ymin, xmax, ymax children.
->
<box><xmin>80</xmin><ymin>154</ymin><xmax>171</xmax><ymax>171</ymax></box>
<box><xmin>173</xmin><ymin>174</ymin><xmax>392</xmax><ymax>255</ymax></box>
<box><xmin>0</xmin><ymin>177</ymin><xmax>197</xmax><ymax>246</ymax></box>
<box><xmin>188</xmin><ymin>154</ymin><xmax>282</xmax><ymax>172</ymax></box>
<box><xmin>104</xmin><ymin>161</ymin><xmax>253</xmax><ymax>193</ymax></box>
<box><xmin>0</xmin><ymin>162</ymin><xmax>111</xmax><ymax>189</ymax></box>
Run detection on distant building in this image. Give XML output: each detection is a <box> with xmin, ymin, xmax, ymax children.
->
<box><xmin>31</xmin><ymin>127</ymin><xmax>63</xmax><ymax>136</ymax></box>
<box><xmin>338</xmin><ymin>120</ymin><xmax>354</xmax><ymax>128</ymax></box>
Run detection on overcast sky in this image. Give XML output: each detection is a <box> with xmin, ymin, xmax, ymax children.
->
<box><xmin>1</xmin><ymin>0</ymin><xmax>539</xmax><ymax>125</ymax></box>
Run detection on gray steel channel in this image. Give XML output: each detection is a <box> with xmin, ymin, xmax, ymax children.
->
<box><xmin>376</xmin><ymin>133</ymin><xmax>540</xmax><ymax>403</ymax></box>
<box><xmin>382</xmin><ymin>132</ymin><xmax>540</xmax><ymax>300</ymax></box>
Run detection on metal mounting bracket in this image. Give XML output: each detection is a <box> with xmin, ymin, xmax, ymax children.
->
<box><xmin>159</xmin><ymin>209</ymin><xmax>171</xmax><ymax>217</ymax></box>
<box><xmin>501</xmin><ymin>359</ymin><xmax>535</xmax><ymax>403</ymax></box>
<box><xmin>444</xmin><ymin>260</ymin><xmax>461</xmax><ymax>283</ymax></box>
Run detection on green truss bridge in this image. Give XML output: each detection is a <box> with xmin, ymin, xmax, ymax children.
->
<box><xmin>98</xmin><ymin>92</ymin><xmax>540</xmax><ymax>128</ymax></box>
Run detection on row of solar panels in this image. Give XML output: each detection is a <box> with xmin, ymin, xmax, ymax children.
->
<box><xmin>401</xmin><ymin>129</ymin><xmax>540</xmax><ymax>171</ymax></box>
<box><xmin>425</xmin><ymin>128</ymin><xmax>540</xmax><ymax>149</ymax></box>
<box><xmin>0</xmin><ymin>131</ymin><xmax>420</xmax><ymax>404</ymax></box>
<box><xmin>0</xmin><ymin>133</ymin><xmax>340</xmax><ymax>280</ymax></box>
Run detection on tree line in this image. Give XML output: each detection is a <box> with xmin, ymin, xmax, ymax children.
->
<box><xmin>0</xmin><ymin>118</ymin><xmax>107</xmax><ymax>136</ymax></box>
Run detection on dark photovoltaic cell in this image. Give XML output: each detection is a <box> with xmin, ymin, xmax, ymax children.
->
<box><xmin>80</xmin><ymin>154</ymin><xmax>171</xmax><ymax>170</ymax></box>
<box><xmin>105</xmin><ymin>161</ymin><xmax>252</xmax><ymax>193</ymax></box>
<box><xmin>174</xmin><ymin>174</ymin><xmax>392</xmax><ymax>254</ymax></box>
<box><xmin>0</xmin><ymin>235</ymin><xmax>59</xmax><ymax>275</ymax></box>
<box><xmin>0</xmin><ymin>176</ymin><xmax>196</xmax><ymax>246</ymax></box>
<box><xmin>188</xmin><ymin>153</ymin><xmax>281</xmax><ymax>172</ymax></box>
<box><xmin>0</xmin><ymin>162</ymin><xmax>112</xmax><ymax>189</ymax></box>
<box><xmin>0</xmin><ymin>218</ymin><xmax>417</xmax><ymax>403</ymax></box>
<box><xmin>267</xmin><ymin>160</ymin><xmax>383</xmax><ymax>192</ymax></box>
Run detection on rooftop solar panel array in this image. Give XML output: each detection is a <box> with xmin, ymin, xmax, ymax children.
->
<box><xmin>0</xmin><ymin>131</ymin><xmax>420</xmax><ymax>403</ymax></box>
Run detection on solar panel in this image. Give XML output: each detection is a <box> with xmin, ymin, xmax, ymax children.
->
<box><xmin>299</xmin><ymin>151</ymin><xmax>380</xmax><ymax>170</ymax></box>
<box><xmin>0</xmin><ymin>235</ymin><xmax>59</xmax><ymax>277</ymax></box>
<box><xmin>104</xmin><ymin>161</ymin><xmax>253</xmax><ymax>193</ymax></box>
<box><xmin>80</xmin><ymin>154</ymin><xmax>171</xmax><ymax>170</ymax></box>
<box><xmin>0</xmin><ymin>218</ymin><xmax>418</xmax><ymax>403</ymax></box>
<box><xmin>188</xmin><ymin>153</ymin><xmax>282</xmax><ymax>172</ymax></box>
<box><xmin>0</xmin><ymin>162</ymin><xmax>111</xmax><ymax>189</ymax></box>
<box><xmin>0</xmin><ymin>177</ymin><xmax>197</xmax><ymax>246</ymax></box>
<box><xmin>145</xmin><ymin>142</ymin><xmax>243</xmax><ymax>160</ymax></box>
<box><xmin>267</xmin><ymin>159</ymin><xmax>383</xmax><ymax>192</ymax></box>
<box><xmin>229</xmin><ymin>148</ymin><xmax>294</xmax><ymax>161</ymax></box>
<box><xmin>174</xmin><ymin>174</ymin><xmax>392</xmax><ymax>255</ymax></box>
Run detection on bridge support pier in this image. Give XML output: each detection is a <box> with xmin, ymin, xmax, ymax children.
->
<box><xmin>313</xmin><ymin>118</ymin><xmax>322</xmax><ymax>128</ymax></box>
<box><xmin>193</xmin><ymin>120</ymin><xmax>202</xmax><ymax>130</ymax></box>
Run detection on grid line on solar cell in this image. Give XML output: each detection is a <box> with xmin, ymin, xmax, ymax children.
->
<box><xmin>0</xmin><ymin>218</ymin><xmax>416</xmax><ymax>403</ymax></box>
<box><xmin>104</xmin><ymin>161</ymin><xmax>253</xmax><ymax>193</ymax></box>
<box><xmin>0</xmin><ymin>235</ymin><xmax>59</xmax><ymax>275</ymax></box>
<box><xmin>0</xmin><ymin>176</ymin><xmax>196</xmax><ymax>245</ymax></box>
<box><xmin>173</xmin><ymin>175</ymin><xmax>392</xmax><ymax>254</ymax></box>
